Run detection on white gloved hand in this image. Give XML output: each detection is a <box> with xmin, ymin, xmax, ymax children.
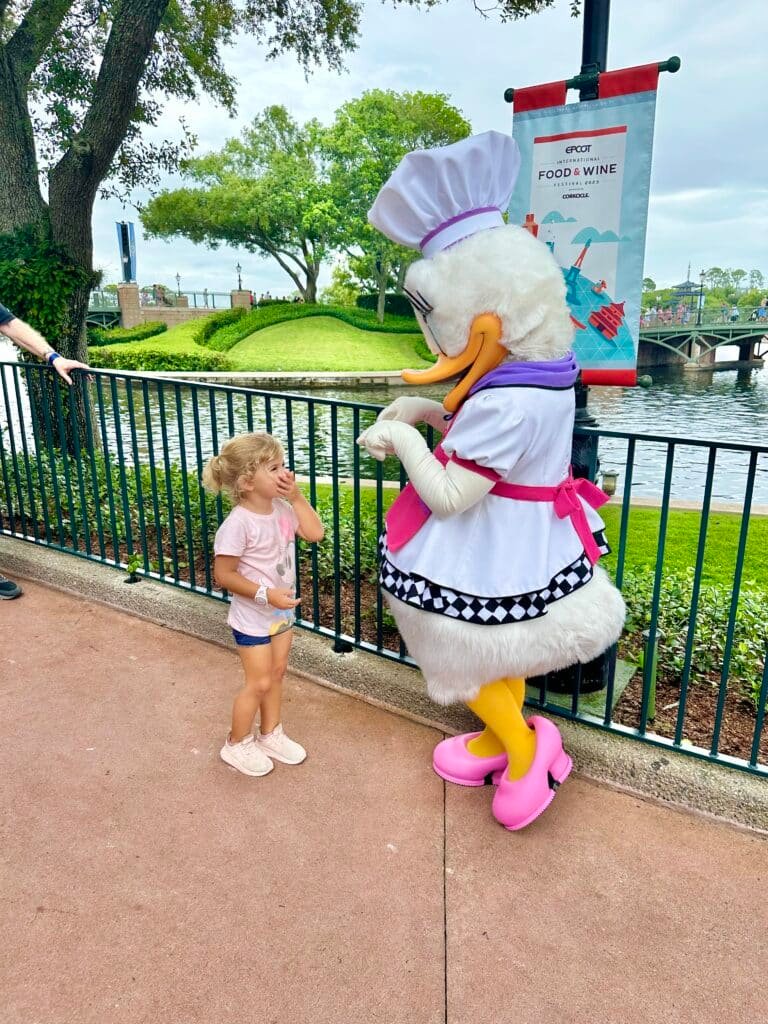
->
<box><xmin>356</xmin><ymin>419</ymin><xmax>413</xmax><ymax>461</ymax></box>
<box><xmin>357</xmin><ymin>420</ymin><xmax>494</xmax><ymax>515</ymax></box>
<box><xmin>376</xmin><ymin>395</ymin><xmax>450</xmax><ymax>434</ymax></box>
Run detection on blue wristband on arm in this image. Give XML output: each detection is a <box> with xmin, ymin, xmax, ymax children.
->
<box><xmin>46</xmin><ymin>351</ymin><xmax>61</xmax><ymax>365</ymax></box>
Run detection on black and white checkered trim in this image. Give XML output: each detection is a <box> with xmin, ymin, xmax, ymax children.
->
<box><xmin>380</xmin><ymin>530</ymin><xmax>609</xmax><ymax>625</ymax></box>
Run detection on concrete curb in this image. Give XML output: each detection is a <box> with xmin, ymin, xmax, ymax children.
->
<box><xmin>2</xmin><ymin>535</ymin><xmax>766</xmax><ymax>833</ymax></box>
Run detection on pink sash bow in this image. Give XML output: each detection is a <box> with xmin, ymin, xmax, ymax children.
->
<box><xmin>385</xmin><ymin>445</ymin><xmax>609</xmax><ymax>564</ymax></box>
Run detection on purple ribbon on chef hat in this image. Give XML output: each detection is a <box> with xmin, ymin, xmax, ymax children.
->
<box><xmin>368</xmin><ymin>131</ymin><xmax>521</xmax><ymax>258</ymax></box>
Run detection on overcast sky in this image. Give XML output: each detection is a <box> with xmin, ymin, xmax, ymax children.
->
<box><xmin>92</xmin><ymin>0</ymin><xmax>768</xmax><ymax>297</ymax></box>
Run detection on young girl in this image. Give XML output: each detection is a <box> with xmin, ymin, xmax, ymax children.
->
<box><xmin>202</xmin><ymin>433</ymin><xmax>324</xmax><ymax>777</ymax></box>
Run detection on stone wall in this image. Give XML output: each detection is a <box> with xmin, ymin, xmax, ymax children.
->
<box><xmin>117</xmin><ymin>283</ymin><xmax>242</xmax><ymax>329</ymax></box>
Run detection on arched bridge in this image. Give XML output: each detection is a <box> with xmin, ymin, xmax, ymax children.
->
<box><xmin>87</xmin><ymin>290</ymin><xmax>120</xmax><ymax>329</ymax></box>
<box><xmin>639</xmin><ymin>316</ymin><xmax>767</xmax><ymax>368</ymax></box>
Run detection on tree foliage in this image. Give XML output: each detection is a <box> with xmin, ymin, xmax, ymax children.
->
<box><xmin>141</xmin><ymin>105</ymin><xmax>339</xmax><ymax>302</ymax></box>
<box><xmin>141</xmin><ymin>90</ymin><xmax>471</xmax><ymax>312</ymax></box>
<box><xmin>323</xmin><ymin>89</ymin><xmax>471</xmax><ymax>320</ymax></box>
<box><xmin>0</xmin><ymin>0</ymin><xmax>571</xmax><ymax>361</ymax></box>
<box><xmin>2</xmin><ymin>0</ymin><xmax>364</xmax><ymax>197</ymax></box>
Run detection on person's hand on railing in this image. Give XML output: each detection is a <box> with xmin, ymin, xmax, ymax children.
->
<box><xmin>50</xmin><ymin>355</ymin><xmax>91</xmax><ymax>386</ymax></box>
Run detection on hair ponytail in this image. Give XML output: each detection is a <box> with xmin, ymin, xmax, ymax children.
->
<box><xmin>201</xmin><ymin>454</ymin><xmax>223</xmax><ymax>495</ymax></box>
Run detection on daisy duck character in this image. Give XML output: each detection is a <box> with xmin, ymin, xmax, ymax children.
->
<box><xmin>357</xmin><ymin>132</ymin><xmax>625</xmax><ymax>831</ymax></box>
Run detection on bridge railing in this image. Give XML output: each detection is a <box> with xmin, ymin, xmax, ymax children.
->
<box><xmin>641</xmin><ymin>306</ymin><xmax>768</xmax><ymax>329</ymax></box>
<box><xmin>138</xmin><ymin>287</ymin><xmax>233</xmax><ymax>310</ymax></box>
<box><xmin>0</xmin><ymin>362</ymin><xmax>765</xmax><ymax>777</ymax></box>
<box><xmin>88</xmin><ymin>289</ymin><xmax>120</xmax><ymax>310</ymax></box>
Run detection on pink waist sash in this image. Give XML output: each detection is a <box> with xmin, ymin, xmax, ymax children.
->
<box><xmin>385</xmin><ymin>445</ymin><xmax>609</xmax><ymax>564</ymax></box>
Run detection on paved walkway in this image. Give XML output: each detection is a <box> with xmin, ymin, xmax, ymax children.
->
<box><xmin>1</xmin><ymin>580</ymin><xmax>766</xmax><ymax>1024</ymax></box>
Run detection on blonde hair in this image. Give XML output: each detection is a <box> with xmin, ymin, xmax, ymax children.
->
<box><xmin>202</xmin><ymin>432</ymin><xmax>284</xmax><ymax>499</ymax></box>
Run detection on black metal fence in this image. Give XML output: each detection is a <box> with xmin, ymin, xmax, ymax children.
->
<box><xmin>1</xmin><ymin>361</ymin><xmax>766</xmax><ymax>776</ymax></box>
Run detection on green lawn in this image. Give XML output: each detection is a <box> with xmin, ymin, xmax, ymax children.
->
<box><xmin>97</xmin><ymin>319</ymin><xmax>203</xmax><ymax>356</ymax></box>
<box><xmin>227</xmin><ymin>316</ymin><xmax>432</xmax><ymax>371</ymax></box>
<box><xmin>600</xmin><ymin>504</ymin><xmax>768</xmax><ymax>587</ymax></box>
<box><xmin>90</xmin><ymin>315</ymin><xmax>432</xmax><ymax>372</ymax></box>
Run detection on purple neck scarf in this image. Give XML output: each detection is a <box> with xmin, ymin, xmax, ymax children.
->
<box><xmin>468</xmin><ymin>351</ymin><xmax>579</xmax><ymax>396</ymax></box>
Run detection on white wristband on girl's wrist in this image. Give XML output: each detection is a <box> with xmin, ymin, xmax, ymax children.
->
<box><xmin>255</xmin><ymin>583</ymin><xmax>269</xmax><ymax>607</ymax></box>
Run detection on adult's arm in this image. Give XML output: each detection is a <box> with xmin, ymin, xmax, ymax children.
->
<box><xmin>0</xmin><ymin>314</ymin><xmax>90</xmax><ymax>385</ymax></box>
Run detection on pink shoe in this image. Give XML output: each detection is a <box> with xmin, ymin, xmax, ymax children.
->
<box><xmin>433</xmin><ymin>732</ymin><xmax>508</xmax><ymax>787</ymax></box>
<box><xmin>491</xmin><ymin>717</ymin><xmax>572</xmax><ymax>831</ymax></box>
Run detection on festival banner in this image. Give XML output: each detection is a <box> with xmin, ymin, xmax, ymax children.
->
<box><xmin>508</xmin><ymin>64</ymin><xmax>660</xmax><ymax>386</ymax></box>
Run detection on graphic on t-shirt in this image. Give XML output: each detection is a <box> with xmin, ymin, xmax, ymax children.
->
<box><xmin>271</xmin><ymin>513</ymin><xmax>298</xmax><ymax>633</ymax></box>
<box><xmin>275</xmin><ymin>514</ymin><xmax>295</xmax><ymax>583</ymax></box>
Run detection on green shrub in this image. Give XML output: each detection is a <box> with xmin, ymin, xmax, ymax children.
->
<box><xmin>413</xmin><ymin>334</ymin><xmax>437</xmax><ymax>364</ymax></box>
<box><xmin>203</xmin><ymin>303</ymin><xmax>421</xmax><ymax>352</ymax></box>
<box><xmin>88</xmin><ymin>347</ymin><xmax>232</xmax><ymax>372</ymax></box>
<box><xmin>301</xmin><ymin>489</ymin><xmax>382</xmax><ymax>584</ymax></box>
<box><xmin>193</xmin><ymin>307</ymin><xmax>246</xmax><ymax>347</ymax></box>
<box><xmin>88</xmin><ymin>321</ymin><xmax>168</xmax><ymax>346</ymax></box>
<box><xmin>620</xmin><ymin>567</ymin><xmax>768</xmax><ymax>708</ymax></box>
<box><xmin>356</xmin><ymin>293</ymin><xmax>416</xmax><ymax>318</ymax></box>
<box><xmin>0</xmin><ymin>225</ymin><xmax>95</xmax><ymax>341</ymax></box>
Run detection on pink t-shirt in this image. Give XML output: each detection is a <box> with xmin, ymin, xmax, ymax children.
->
<box><xmin>214</xmin><ymin>500</ymin><xmax>299</xmax><ymax>637</ymax></box>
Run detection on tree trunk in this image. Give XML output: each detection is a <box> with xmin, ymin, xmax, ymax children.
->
<box><xmin>396</xmin><ymin>261</ymin><xmax>408</xmax><ymax>292</ymax></box>
<box><xmin>304</xmin><ymin>272</ymin><xmax>317</xmax><ymax>304</ymax></box>
<box><xmin>376</xmin><ymin>263</ymin><xmax>388</xmax><ymax>324</ymax></box>
<box><xmin>0</xmin><ymin>53</ymin><xmax>47</xmax><ymax>234</ymax></box>
<box><xmin>48</xmin><ymin>181</ymin><xmax>97</xmax><ymax>364</ymax></box>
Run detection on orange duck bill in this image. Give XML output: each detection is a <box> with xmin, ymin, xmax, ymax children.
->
<box><xmin>402</xmin><ymin>313</ymin><xmax>507</xmax><ymax>413</ymax></box>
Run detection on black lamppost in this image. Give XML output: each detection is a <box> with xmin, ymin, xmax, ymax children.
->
<box><xmin>175</xmin><ymin>272</ymin><xmax>181</xmax><ymax>296</ymax></box>
<box><xmin>696</xmin><ymin>270</ymin><xmax>705</xmax><ymax>326</ymax></box>
<box><xmin>236</xmin><ymin>262</ymin><xmax>242</xmax><ymax>290</ymax></box>
<box><xmin>573</xmin><ymin>0</ymin><xmax>611</xmax><ymax>445</ymax></box>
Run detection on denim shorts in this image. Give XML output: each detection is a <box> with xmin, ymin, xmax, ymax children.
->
<box><xmin>231</xmin><ymin>628</ymin><xmax>271</xmax><ymax>647</ymax></box>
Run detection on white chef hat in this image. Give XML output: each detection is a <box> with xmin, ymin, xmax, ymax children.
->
<box><xmin>368</xmin><ymin>131</ymin><xmax>521</xmax><ymax>259</ymax></box>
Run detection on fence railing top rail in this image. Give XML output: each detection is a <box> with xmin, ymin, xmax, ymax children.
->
<box><xmin>3</xmin><ymin>361</ymin><xmax>767</xmax><ymax>454</ymax></box>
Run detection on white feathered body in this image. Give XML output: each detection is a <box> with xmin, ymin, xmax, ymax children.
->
<box><xmin>369</xmin><ymin>224</ymin><xmax>626</xmax><ymax>705</ymax></box>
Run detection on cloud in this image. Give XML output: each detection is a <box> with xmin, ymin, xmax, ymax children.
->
<box><xmin>542</xmin><ymin>211</ymin><xmax>577</xmax><ymax>224</ymax></box>
<box><xmin>572</xmin><ymin>228</ymin><xmax>621</xmax><ymax>244</ymax></box>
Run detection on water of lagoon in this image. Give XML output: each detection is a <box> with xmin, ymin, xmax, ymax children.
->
<box><xmin>2</xmin><ymin>344</ymin><xmax>767</xmax><ymax>505</ymax></box>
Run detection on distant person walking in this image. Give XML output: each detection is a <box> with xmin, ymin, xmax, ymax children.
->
<box><xmin>0</xmin><ymin>301</ymin><xmax>89</xmax><ymax>599</ymax></box>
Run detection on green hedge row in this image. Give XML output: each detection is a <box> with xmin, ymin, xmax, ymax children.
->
<box><xmin>88</xmin><ymin>347</ymin><xmax>232</xmax><ymax>372</ymax></box>
<box><xmin>88</xmin><ymin>321</ymin><xmax>168</xmax><ymax>347</ymax></box>
<box><xmin>199</xmin><ymin>303</ymin><xmax>421</xmax><ymax>353</ymax></box>
<box><xmin>192</xmin><ymin>307</ymin><xmax>246</xmax><ymax>347</ymax></box>
<box><xmin>356</xmin><ymin>293</ymin><xmax>416</xmax><ymax>318</ymax></box>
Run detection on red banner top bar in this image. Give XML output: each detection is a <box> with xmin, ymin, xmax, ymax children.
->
<box><xmin>599</xmin><ymin>63</ymin><xmax>660</xmax><ymax>98</ymax></box>
<box><xmin>513</xmin><ymin>80</ymin><xmax>567</xmax><ymax>112</ymax></box>
<box><xmin>512</xmin><ymin>64</ymin><xmax>660</xmax><ymax>113</ymax></box>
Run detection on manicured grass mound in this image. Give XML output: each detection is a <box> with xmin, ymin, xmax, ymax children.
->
<box><xmin>225</xmin><ymin>317</ymin><xmax>432</xmax><ymax>372</ymax></box>
<box><xmin>88</xmin><ymin>311</ymin><xmax>432</xmax><ymax>373</ymax></box>
<box><xmin>197</xmin><ymin>302</ymin><xmax>421</xmax><ymax>354</ymax></box>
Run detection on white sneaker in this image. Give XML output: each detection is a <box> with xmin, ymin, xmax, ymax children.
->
<box><xmin>256</xmin><ymin>724</ymin><xmax>307</xmax><ymax>765</ymax></box>
<box><xmin>220</xmin><ymin>734</ymin><xmax>274</xmax><ymax>777</ymax></box>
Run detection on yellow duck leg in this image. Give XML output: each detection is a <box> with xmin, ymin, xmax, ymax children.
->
<box><xmin>466</xmin><ymin>678</ymin><xmax>536</xmax><ymax>780</ymax></box>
